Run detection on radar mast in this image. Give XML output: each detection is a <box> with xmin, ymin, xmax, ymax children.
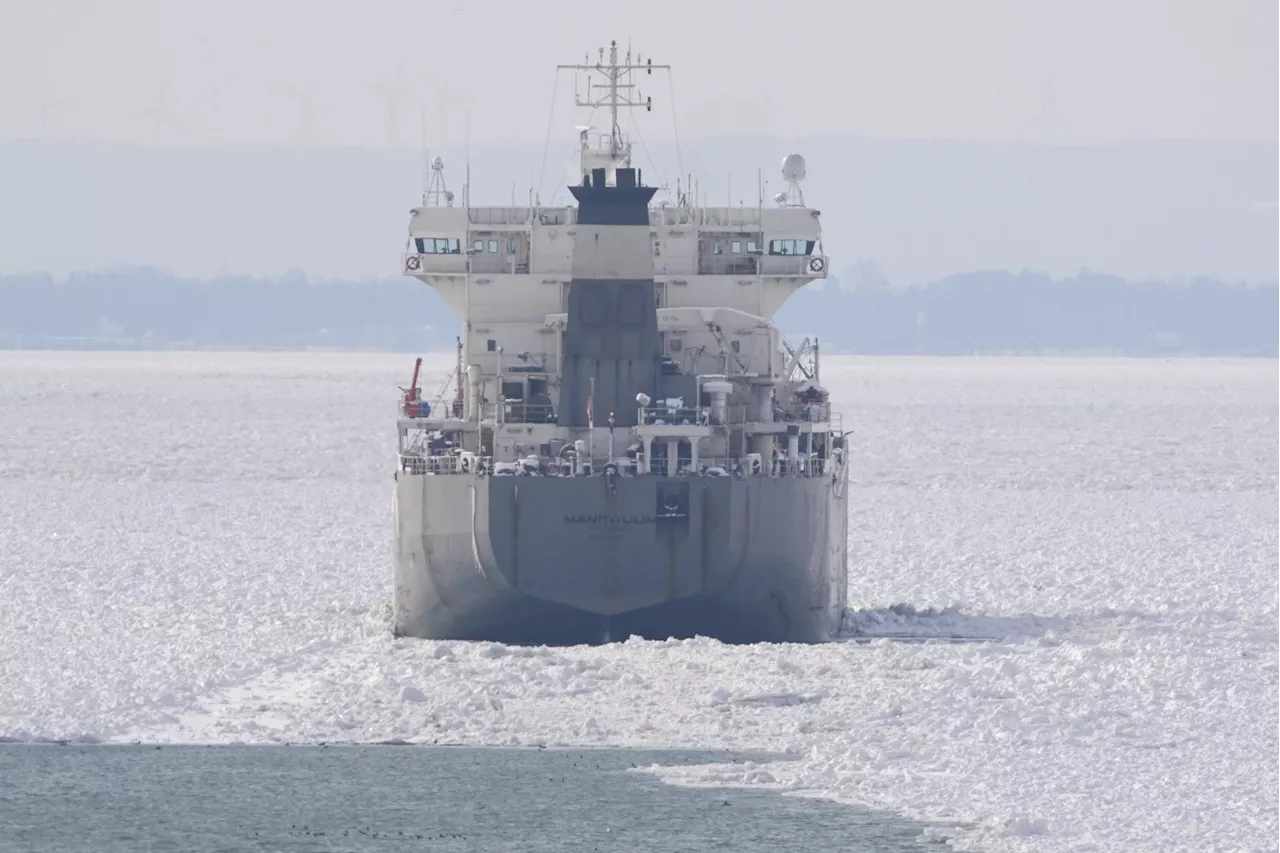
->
<box><xmin>559</xmin><ymin>41</ymin><xmax>669</xmax><ymax>184</ymax></box>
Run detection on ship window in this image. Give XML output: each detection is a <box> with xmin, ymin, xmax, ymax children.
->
<box><xmin>486</xmin><ymin>339</ymin><xmax>496</xmax><ymax>351</ymax></box>
<box><xmin>414</xmin><ymin>237</ymin><xmax>426</xmax><ymax>253</ymax></box>
<box><xmin>731</xmin><ymin>340</ymin><xmax>740</xmax><ymax>353</ymax></box>
<box><xmin>746</xmin><ymin>240</ymin><xmax>758</xmax><ymax>253</ymax></box>
<box><xmin>473</xmin><ymin>239</ymin><xmax>484</xmax><ymax>252</ymax></box>
<box><xmin>731</xmin><ymin>240</ymin><xmax>741</xmax><ymax>253</ymax></box>
<box><xmin>501</xmin><ymin>381</ymin><xmax>524</xmax><ymax>401</ymax></box>
<box><xmin>487</xmin><ymin>239</ymin><xmax>499</xmax><ymax>253</ymax></box>
<box><xmin>668</xmin><ymin>337</ymin><xmax>683</xmax><ymax>353</ymax></box>
<box><xmin>507</xmin><ymin>238</ymin><xmax>516</xmax><ymax>254</ymax></box>
<box><xmin>712</xmin><ymin>242</ymin><xmax>724</xmax><ymax>255</ymax></box>
<box><xmin>769</xmin><ymin>239</ymin><xmax>812</xmax><ymax>256</ymax></box>
<box><xmin>420</xmin><ymin>237</ymin><xmax>460</xmax><ymax>254</ymax></box>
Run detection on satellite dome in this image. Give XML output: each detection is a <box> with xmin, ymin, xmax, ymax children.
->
<box><xmin>431</xmin><ymin>156</ymin><xmax>444</xmax><ymax>169</ymax></box>
<box><xmin>781</xmin><ymin>153</ymin><xmax>806</xmax><ymax>182</ymax></box>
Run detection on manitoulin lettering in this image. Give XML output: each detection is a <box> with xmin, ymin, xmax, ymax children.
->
<box><xmin>563</xmin><ymin>514</ymin><xmax>657</xmax><ymax>525</ymax></box>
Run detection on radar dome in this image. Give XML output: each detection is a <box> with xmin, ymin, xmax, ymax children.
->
<box><xmin>781</xmin><ymin>153</ymin><xmax>806</xmax><ymax>182</ymax></box>
<box><xmin>431</xmin><ymin>156</ymin><xmax>444</xmax><ymax>169</ymax></box>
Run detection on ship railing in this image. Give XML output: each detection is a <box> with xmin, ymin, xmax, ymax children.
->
<box><xmin>480</xmin><ymin>455</ymin><xmax>836</xmax><ymax>478</ymax></box>
<box><xmin>400</xmin><ymin>398</ymin><xmax>465</xmax><ymax>420</ymax></box>
<box><xmin>465</xmin><ymin>207</ymin><xmax>577</xmax><ymax>226</ymax></box>
<box><xmin>659</xmin><ymin>455</ymin><xmax>837</xmax><ymax>478</ymax></box>
<box><xmin>497</xmin><ymin>401</ymin><xmax>557</xmax><ymax>424</ymax></box>
<box><xmin>467</xmin><ymin>207</ymin><xmax>532</xmax><ymax>226</ymax></box>
<box><xmin>650</xmin><ymin>208</ymin><xmax>697</xmax><ymax>227</ymax></box>
<box><xmin>534</xmin><ymin>209</ymin><xmax>573</xmax><ymax>226</ymax></box>
<box><xmin>697</xmin><ymin>208</ymin><xmax>764</xmax><ymax>228</ymax></box>
<box><xmin>638</xmin><ymin>405</ymin><xmax>711</xmax><ymax>426</ymax></box>
<box><xmin>397</xmin><ymin>451</ymin><xmax>843</xmax><ymax>479</ymax></box>
<box><xmin>399</xmin><ymin>451</ymin><xmax>482</xmax><ymax>476</ymax></box>
<box><xmin>775</xmin><ymin>401</ymin><xmax>832</xmax><ymax>424</ymax></box>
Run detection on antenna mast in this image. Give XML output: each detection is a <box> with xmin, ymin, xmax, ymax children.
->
<box><xmin>559</xmin><ymin>41</ymin><xmax>669</xmax><ymax>175</ymax></box>
<box><xmin>420</xmin><ymin>106</ymin><xmax>429</xmax><ymax>205</ymax></box>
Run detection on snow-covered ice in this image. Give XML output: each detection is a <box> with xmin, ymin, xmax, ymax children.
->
<box><xmin>1</xmin><ymin>352</ymin><xmax>1275</xmax><ymax>853</ymax></box>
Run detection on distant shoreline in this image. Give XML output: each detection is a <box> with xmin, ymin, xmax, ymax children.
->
<box><xmin>3</xmin><ymin>269</ymin><xmax>1276</xmax><ymax>358</ymax></box>
<box><xmin>1</xmin><ymin>343</ymin><xmax>1273</xmax><ymax>359</ymax></box>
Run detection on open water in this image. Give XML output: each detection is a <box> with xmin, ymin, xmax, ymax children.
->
<box><xmin>0</xmin><ymin>745</ymin><xmax>945</xmax><ymax>852</ymax></box>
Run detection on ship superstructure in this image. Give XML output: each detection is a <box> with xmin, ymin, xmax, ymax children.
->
<box><xmin>393</xmin><ymin>42</ymin><xmax>847</xmax><ymax>645</ymax></box>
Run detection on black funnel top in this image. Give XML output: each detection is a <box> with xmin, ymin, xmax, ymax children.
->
<box><xmin>569</xmin><ymin>167</ymin><xmax>657</xmax><ymax>225</ymax></box>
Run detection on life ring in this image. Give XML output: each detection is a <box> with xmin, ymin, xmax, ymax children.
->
<box><xmin>405</xmin><ymin>255</ymin><xmax>422</xmax><ymax>272</ymax></box>
<box><xmin>808</xmin><ymin>256</ymin><xmax>825</xmax><ymax>273</ymax></box>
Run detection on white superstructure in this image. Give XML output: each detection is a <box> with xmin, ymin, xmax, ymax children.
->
<box><xmin>397</xmin><ymin>41</ymin><xmax>833</xmax><ymax>473</ymax></box>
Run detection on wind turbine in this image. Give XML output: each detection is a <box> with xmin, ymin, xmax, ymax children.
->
<box><xmin>368</xmin><ymin>64</ymin><xmax>417</xmax><ymax>148</ymax></box>
<box><xmin>266</xmin><ymin>87</ymin><xmax>316</xmax><ymax>145</ymax></box>
<box><xmin>138</xmin><ymin>79</ymin><xmax>184</xmax><ymax>145</ymax></box>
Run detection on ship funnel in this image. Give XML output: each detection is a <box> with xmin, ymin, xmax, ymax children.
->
<box><xmin>557</xmin><ymin>166</ymin><xmax>660</xmax><ymax>428</ymax></box>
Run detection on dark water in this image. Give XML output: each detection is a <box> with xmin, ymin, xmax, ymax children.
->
<box><xmin>0</xmin><ymin>745</ymin><xmax>949</xmax><ymax>852</ymax></box>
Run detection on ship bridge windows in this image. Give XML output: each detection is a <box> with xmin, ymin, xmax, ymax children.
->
<box><xmin>415</xmin><ymin>237</ymin><xmax>461</xmax><ymax>254</ymax></box>
<box><xmin>498</xmin><ymin>375</ymin><xmax>555</xmax><ymax>424</ymax></box>
<box><xmin>473</xmin><ymin>238</ymin><xmax>504</xmax><ymax>253</ymax></box>
<box><xmin>699</xmin><ymin>232</ymin><xmax>761</xmax><ymax>275</ymax></box>
<box><xmin>769</xmin><ymin>238</ymin><xmax>814</xmax><ymax>256</ymax></box>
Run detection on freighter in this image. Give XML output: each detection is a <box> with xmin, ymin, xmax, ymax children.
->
<box><xmin>392</xmin><ymin>42</ymin><xmax>847</xmax><ymax>645</ymax></box>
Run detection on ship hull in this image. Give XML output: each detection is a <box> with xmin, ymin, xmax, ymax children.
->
<box><xmin>392</xmin><ymin>470</ymin><xmax>848</xmax><ymax>645</ymax></box>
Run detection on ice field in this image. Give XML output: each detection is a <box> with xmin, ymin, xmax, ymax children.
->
<box><xmin>1</xmin><ymin>351</ymin><xmax>1275</xmax><ymax>852</ymax></box>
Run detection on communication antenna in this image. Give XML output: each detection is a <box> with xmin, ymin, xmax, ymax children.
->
<box><xmin>424</xmin><ymin>155</ymin><xmax>454</xmax><ymax>207</ymax></box>
<box><xmin>559</xmin><ymin>41</ymin><xmax>669</xmax><ymax>182</ymax></box>
<box><xmin>427</xmin><ymin>105</ymin><xmax>437</xmax><ymax>203</ymax></box>
<box><xmin>777</xmin><ymin>153</ymin><xmax>807</xmax><ymax>207</ymax></box>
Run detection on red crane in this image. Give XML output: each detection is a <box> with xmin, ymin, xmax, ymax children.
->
<box><xmin>401</xmin><ymin>357</ymin><xmax>423</xmax><ymax>417</ymax></box>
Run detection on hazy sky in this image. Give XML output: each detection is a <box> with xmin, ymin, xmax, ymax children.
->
<box><xmin>3</xmin><ymin>0</ymin><xmax>1276</xmax><ymax>149</ymax></box>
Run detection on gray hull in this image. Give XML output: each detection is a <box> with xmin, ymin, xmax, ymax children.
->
<box><xmin>393</xmin><ymin>471</ymin><xmax>848</xmax><ymax>645</ymax></box>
